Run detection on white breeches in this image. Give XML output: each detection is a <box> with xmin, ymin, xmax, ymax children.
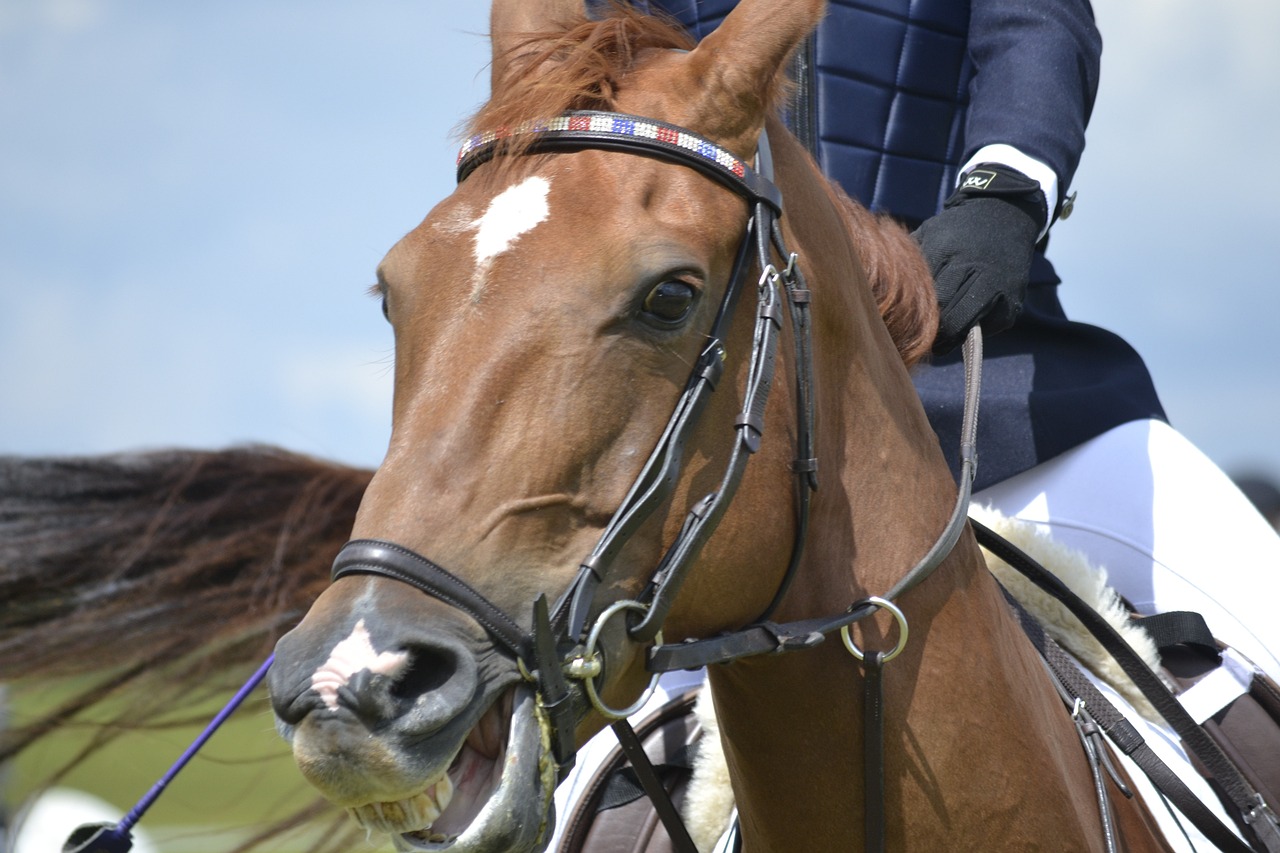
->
<box><xmin>974</xmin><ymin>417</ymin><xmax>1280</xmax><ymax>685</ymax></box>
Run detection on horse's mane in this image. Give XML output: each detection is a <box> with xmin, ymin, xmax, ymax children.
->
<box><xmin>830</xmin><ymin>186</ymin><xmax>939</xmax><ymax>367</ymax></box>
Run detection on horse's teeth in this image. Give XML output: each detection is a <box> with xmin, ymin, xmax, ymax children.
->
<box><xmin>347</xmin><ymin>774</ymin><xmax>455</xmax><ymax>834</ymax></box>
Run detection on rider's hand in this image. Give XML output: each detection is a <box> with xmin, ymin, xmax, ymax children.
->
<box><xmin>913</xmin><ymin>163</ymin><xmax>1048</xmax><ymax>355</ymax></box>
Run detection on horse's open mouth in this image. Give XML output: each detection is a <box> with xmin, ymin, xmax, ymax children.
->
<box><xmin>346</xmin><ymin>684</ymin><xmax>556</xmax><ymax>852</ymax></box>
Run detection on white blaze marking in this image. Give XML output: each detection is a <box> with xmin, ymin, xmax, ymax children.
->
<box><xmin>311</xmin><ymin>619</ymin><xmax>410</xmax><ymax>711</ymax></box>
<box><xmin>470</xmin><ymin>175</ymin><xmax>551</xmax><ymax>300</ymax></box>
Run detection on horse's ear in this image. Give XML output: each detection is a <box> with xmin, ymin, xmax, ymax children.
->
<box><xmin>490</xmin><ymin>0</ymin><xmax>582</xmax><ymax>90</ymax></box>
<box><xmin>684</xmin><ymin>0</ymin><xmax>825</xmax><ymax>151</ymax></box>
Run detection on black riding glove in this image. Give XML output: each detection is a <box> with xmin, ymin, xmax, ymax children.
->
<box><xmin>913</xmin><ymin>163</ymin><xmax>1048</xmax><ymax>355</ymax></box>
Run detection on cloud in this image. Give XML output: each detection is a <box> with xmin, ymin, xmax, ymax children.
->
<box><xmin>1052</xmin><ymin>1</ymin><xmax>1280</xmax><ymax>474</ymax></box>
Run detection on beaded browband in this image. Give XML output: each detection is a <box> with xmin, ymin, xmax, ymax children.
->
<box><xmin>456</xmin><ymin>110</ymin><xmax>782</xmax><ymax>211</ymax></box>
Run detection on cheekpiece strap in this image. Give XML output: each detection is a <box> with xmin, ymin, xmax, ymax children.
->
<box><xmin>456</xmin><ymin>110</ymin><xmax>783</xmax><ymax>212</ymax></box>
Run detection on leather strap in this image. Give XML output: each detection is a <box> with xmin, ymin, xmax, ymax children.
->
<box><xmin>863</xmin><ymin>651</ymin><xmax>886</xmax><ymax>853</ymax></box>
<box><xmin>976</xmin><ymin>520</ymin><xmax>1280</xmax><ymax>852</ymax></box>
<box><xmin>457</xmin><ymin>111</ymin><xmax>784</xmax><ymax>213</ymax></box>
<box><xmin>611</xmin><ymin>719</ymin><xmax>699</xmax><ymax>853</ymax></box>
<box><xmin>332</xmin><ymin>539</ymin><xmax>531</xmax><ymax>661</ymax></box>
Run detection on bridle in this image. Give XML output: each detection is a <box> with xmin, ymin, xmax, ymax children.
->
<box><xmin>331</xmin><ymin>108</ymin><xmax>821</xmax><ymax>761</ymax></box>
<box><xmin>60</xmin><ymin>109</ymin><xmax>970</xmax><ymax>853</ymax></box>
<box><xmin>328</xmin><ymin>108</ymin><xmax>978</xmax><ymax>851</ymax></box>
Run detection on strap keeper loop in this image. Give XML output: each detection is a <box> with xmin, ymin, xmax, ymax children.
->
<box><xmin>579</xmin><ymin>553</ymin><xmax>605</xmax><ymax>580</ymax></box>
<box><xmin>735</xmin><ymin>412</ymin><xmax>764</xmax><ymax>452</ymax></box>
<box><xmin>789</xmin><ymin>457</ymin><xmax>818</xmax><ymax>474</ymax></box>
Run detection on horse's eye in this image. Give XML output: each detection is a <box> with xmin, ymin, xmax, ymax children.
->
<box><xmin>641</xmin><ymin>280</ymin><xmax>696</xmax><ymax>326</ymax></box>
<box><xmin>370</xmin><ymin>280</ymin><xmax>392</xmax><ymax>324</ymax></box>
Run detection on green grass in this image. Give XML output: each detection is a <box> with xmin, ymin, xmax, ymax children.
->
<box><xmin>5</xmin><ymin>681</ymin><xmax>391</xmax><ymax>852</ymax></box>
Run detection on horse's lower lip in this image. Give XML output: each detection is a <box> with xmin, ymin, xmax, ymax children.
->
<box><xmin>385</xmin><ymin>684</ymin><xmax>554</xmax><ymax>852</ymax></box>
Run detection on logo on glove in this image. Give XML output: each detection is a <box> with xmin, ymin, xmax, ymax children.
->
<box><xmin>960</xmin><ymin>169</ymin><xmax>998</xmax><ymax>191</ymax></box>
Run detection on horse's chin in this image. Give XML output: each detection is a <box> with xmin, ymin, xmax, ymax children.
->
<box><xmin>347</xmin><ymin>685</ymin><xmax>557</xmax><ymax>853</ymax></box>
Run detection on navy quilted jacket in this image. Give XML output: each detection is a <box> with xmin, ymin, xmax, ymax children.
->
<box><xmin>622</xmin><ymin>0</ymin><xmax>1166</xmax><ymax>489</ymax></box>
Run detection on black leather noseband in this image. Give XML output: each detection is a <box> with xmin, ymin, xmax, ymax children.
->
<box><xmin>333</xmin><ymin>539</ymin><xmax>531</xmax><ymax>662</ymax></box>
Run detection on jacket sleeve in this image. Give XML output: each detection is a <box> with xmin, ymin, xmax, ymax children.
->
<box><xmin>962</xmin><ymin>0</ymin><xmax>1102</xmax><ymax>212</ymax></box>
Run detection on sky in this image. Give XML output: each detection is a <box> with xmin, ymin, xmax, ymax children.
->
<box><xmin>2</xmin><ymin>0</ymin><xmax>1278</xmax><ymax>485</ymax></box>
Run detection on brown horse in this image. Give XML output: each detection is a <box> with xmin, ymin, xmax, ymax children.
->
<box><xmin>262</xmin><ymin>1</ymin><xmax>1175</xmax><ymax>851</ymax></box>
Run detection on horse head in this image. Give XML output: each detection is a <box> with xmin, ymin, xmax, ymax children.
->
<box><xmin>266</xmin><ymin>1</ymin><xmax>858</xmax><ymax>849</ymax></box>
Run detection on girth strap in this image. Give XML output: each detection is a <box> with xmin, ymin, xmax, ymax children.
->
<box><xmin>1017</xmin><ymin>599</ymin><xmax>1255</xmax><ymax>853</ymax></box>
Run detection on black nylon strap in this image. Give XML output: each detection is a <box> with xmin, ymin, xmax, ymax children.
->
<box><xmin>332</xmin><ymin>539</ymin><xmax>531</xmax><ymax>661</ymax></box>
<box><xmin>1141</xmin><ymin>610</ymin><xmax>1220</xmax><ymax>658</ymax></box>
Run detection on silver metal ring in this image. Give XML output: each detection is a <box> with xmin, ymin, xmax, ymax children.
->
<box><xmin>840</xmin><ymin>596</ymin><xmax>909</xmax><ymax>663</ymax></box>
<box><xmin>575</xmin><ymin>599</ymin><xmax>663</xmax><ymax>720</ymax></box>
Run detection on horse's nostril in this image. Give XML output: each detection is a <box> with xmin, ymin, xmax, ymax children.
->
<box><xmin>390</xmin><ymin>646</ymin><xmax>458</xmax><ymax>701</ymax></box>
<box><xmin>340</xmin><ymin>643</ymin><xmax>468</xmax><ymax>729</ymax></box>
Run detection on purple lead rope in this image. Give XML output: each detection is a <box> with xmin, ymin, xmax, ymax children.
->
<box><xmin>62</xmin><ymin>655</ymin><xmax>274</xmax><ymax>853</ymax></box>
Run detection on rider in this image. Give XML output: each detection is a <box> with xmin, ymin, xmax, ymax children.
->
<box><xmin>592</xmin><ymin>0</ymin><xmax>1280</xmax><ymax>699</ymax></box>
<box><xmin>553</xmin><ymin>0</ymin><xmax>1280</xmax><ymax>848</ymax></box>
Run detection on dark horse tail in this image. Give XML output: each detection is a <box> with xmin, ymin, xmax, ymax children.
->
<box><xmin>0</xmin><ymin>447</ymin><xmax>368</xmax><ymax>825</ymax></box>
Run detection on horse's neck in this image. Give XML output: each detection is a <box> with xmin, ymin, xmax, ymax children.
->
<box><xmin>702</xmin><ymin>341</ymin><xmax>1170</xmax><ymax>852</ymax></box>
<box><xmin>701</xmin><ymin>154</ymin><xmax>1126</xmax><ymax>850</ymax></box>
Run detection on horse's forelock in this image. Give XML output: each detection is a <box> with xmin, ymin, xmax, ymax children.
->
<box><xmin>468</xmin><ymin>5</ymin><xmax>695</xmax><ymax>160</ymax></box>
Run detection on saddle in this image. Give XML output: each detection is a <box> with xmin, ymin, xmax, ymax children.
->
<box><xmin>558</xmin><ymin>689</ymin><xmax>707</xmax><ymax>853</ymax></box>
<box><xmin>1144</xmin><ymin>610</ymin><xmax>1280</xmax><ymax>818</ymax></box>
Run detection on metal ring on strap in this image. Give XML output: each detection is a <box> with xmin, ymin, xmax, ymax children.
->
<box><xmin>572</xmin><ymin>600</ymin><xmax>664</xmax><ymax>720</ymax></box>
<box><xmin>840</xmin><ymin>596</ymin><xmax>909</xmax><ymax>663</ymax></box>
